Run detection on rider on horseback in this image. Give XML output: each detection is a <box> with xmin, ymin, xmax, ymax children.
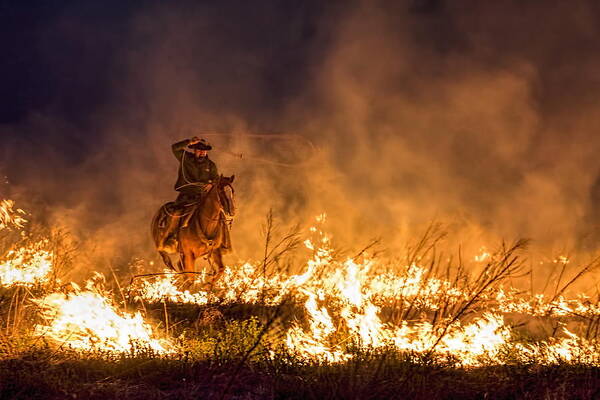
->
<box><xmin>162</xmin><ymin>136</ymin><xmax>219</xmax><ymax>249</ymax></box>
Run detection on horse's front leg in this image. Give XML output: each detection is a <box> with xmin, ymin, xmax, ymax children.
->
<box><xmin>159</xmin><ymin>251</ymin><xmax>176</xmax><ymax>271</ymax></box>
<box><xmin>180</xmin><ymin>246</ymin><xmax>196</xmax><ymax>288</ymax></box>
<box><xmin>209</xmin><ymin>250</ymin><xmax>225</xmax><ymax>286</ymax></box>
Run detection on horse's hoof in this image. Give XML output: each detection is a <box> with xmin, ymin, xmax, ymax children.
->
<box><xmin>194</xmin><ymin>308</ymin><xmax>225</xmax><ymax>329</ymax></box>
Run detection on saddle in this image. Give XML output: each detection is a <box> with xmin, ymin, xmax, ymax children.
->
<box><xmin>157</xmin><ymin>201</ymin><xmax>195</xmax><ymax>228</ymax></box>
<box><xmin>156</xmin><ymin>201</ymin><xmax>196</xmax><ymax>252</ymax></box>
<box><xmin>157</xmin><ymin>186</ymin><xmax>234</xmax><ymax>253</ymax></box>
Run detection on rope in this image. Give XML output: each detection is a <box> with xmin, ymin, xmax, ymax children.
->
<box><xmin>175</xmin><ymin>151</ymin><xmax>215</xmax><ymax>191</ymax></box>
<box><xmin>180</xmin><ymin>132</ymin><xmax>318</xmax><ymax>168</ymax></box>
<box><xmin>161</xmin><ymin>203</ymin><xmax>195</xmax><ymax>218</ymax></box>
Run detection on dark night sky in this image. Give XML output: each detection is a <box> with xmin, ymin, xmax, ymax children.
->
<box><xmin>2</xmin><ymin>1</ymin><xmax>599</xmax><ymax>143</ymax></box>
<box><xmin>1</xmin><ymin>1</ymin><xmax>333</xmax><ymax>127</ymax></box>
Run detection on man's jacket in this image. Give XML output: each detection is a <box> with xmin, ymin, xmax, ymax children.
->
<box><xmin>172</xmin><ymin>139</ymin><xmax>219</xmax><ymax>194</ymax></box>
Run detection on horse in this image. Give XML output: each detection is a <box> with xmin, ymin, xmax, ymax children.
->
<box><xmin>151</xmin><ymin>175</ymin><xmax>235</xmax><ymax>287</ymax></box>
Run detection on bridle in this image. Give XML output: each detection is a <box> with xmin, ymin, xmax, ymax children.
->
<box><xmin>197</xmin><ymin>177</ymin><xmax>233</xmax><ymax>223</ymax></box>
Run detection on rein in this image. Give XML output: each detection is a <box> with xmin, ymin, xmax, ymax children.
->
<box><xmin>191</xmin><ymin>178</ymin><xmax>231</xmax><ymax>224</ymax></box>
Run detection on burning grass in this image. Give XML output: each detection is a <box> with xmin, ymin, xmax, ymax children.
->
<box><xmin>2</xmin><ymin>199</ymin><xmax>600</xmax><ymax>398</ymax></box>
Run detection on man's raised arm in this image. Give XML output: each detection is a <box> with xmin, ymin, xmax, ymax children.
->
<box><xmin>172</xmin><ymin>139</ymin><xmax>190</xmax><ymax>161</ymax></box>
<box><xmin>172</xmin><ymin>137</ymin><xmax>202</xmax><ymax>160</ymax></box>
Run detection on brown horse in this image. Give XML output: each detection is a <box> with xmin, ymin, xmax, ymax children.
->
<box><xmin>151</xmin><ymin>175</ymin><xmax>235</xmax><ymax>286</ymax></box>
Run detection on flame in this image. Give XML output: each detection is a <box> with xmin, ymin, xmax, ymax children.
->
<box><xmin>474</xmin><ymin>246</ymin><xmax>491</xmax><ymax>262</ymax></box>
<box><xmin>136</xmin><ymin>272</ymin><xmax>213</xmax><ymax>305</ymax></box>
<box><xmin>3</xmin><ymin>198</ymin><xmax>600</xmax><ymax>366</ymax></box>
<box><xmin>0</xmin><ymin>200</ymin><xmax>172</xmax><ymax>355</ymax></box>
<box><xmin>285</xmin><ymin>290</ymin><xmax>350</xmax><ymax>363</ymax></box>
<box><xmin>0</xmin><ymin>199</ymin><xmax>27</xmax><ymax>230</ymax></box>
<box><xmin>128</xmin><ymin>216</ymin><xmax>600</xmax><ymax>366</ymax></box>
<box><xmin>554</xmin><ymin>255</ymin><xmax>570</xmax><ymax>264</ymax></box>
<box><xmin>0</xmin><ymin>200</ymin><xmax>52</xmax><ymax>287</ymax></box>
<box><xmin>0</xmin><ymin>240</ymin><xmax>53</xmax><ymax>287</ymax></box>
<box><xmin>34</xmin><ymin>284</ymin><xmax>172</xmax><ymax>354</ymax></box>
<box><xmin>283</xmin><ymin>247</ymin><xmax>513</xmax><ymax>365</ymax></box>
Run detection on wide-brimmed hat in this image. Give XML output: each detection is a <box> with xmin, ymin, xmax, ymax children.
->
<box><xmin>189</xmin><ymin>138</ymin><xmax>212</xmax><ymax>150</ymax></box>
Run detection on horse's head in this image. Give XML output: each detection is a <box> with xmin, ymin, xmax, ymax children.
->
<box><xmin>218</xmin><ymin>174</ymin><xmax>235</xmax><ymax>187</ymax></box>
<box><xmin>205</xmin><ymin>175</ymin><xmax>234</xmax><ymax>195</ymax></box>
<box><xmin>216</xmin><ymin>175</ymin><xmax>235</xmax><ymax>217</ymax></box>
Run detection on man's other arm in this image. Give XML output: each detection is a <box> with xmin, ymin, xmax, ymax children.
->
<box><xmin>209</xmin><ymin>160</ymin><xmax>219</xmax><ymax>182</ymax></box>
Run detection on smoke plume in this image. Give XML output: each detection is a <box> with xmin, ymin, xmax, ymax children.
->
<box><xmin>2</xmin><ymin>1</ymin><xmax>600</xmax><ymax>281</ymax></box>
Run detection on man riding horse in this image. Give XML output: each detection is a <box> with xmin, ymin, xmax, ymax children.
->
<box><xmin>151</xmin><ymin>136</ymin><xmax>234</xmax><ymax>286</ymax></box>
<box><xmin>163</xmin><ymin>136</ymin><xmax>220</xmax><ymax>250</ymax></box>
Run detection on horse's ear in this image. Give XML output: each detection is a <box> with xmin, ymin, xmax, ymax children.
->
<box><xmin>230</xmin><ymin>175</ymin><xmax>235</xmax><ymax>182</ymax></box>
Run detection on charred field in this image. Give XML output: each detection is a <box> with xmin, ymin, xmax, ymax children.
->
<box><xmin>2</xmin><ymin>201</ymin><xmax>600</xmax><ymax>400</ymax></box>
<box><xmin>3</xmin><ymin>339</ymin><xmax>600</xmax><ymax>400</ymax></box>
